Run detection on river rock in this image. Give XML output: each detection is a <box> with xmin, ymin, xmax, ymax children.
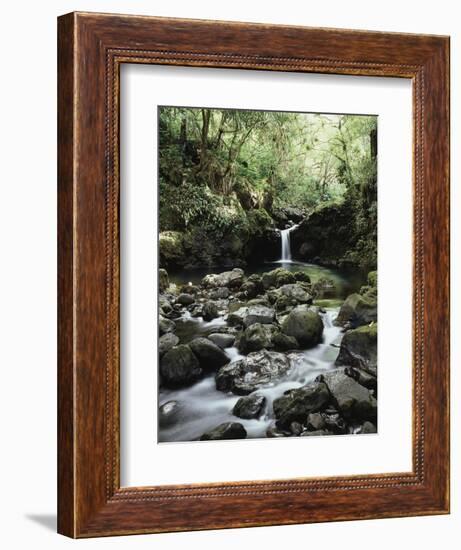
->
<box><xmin>209</xmin><ymin>287</ymin><xmax>230</xmax><ymax>300</ymax></box>
<box><xmin>238</xmin><ymin>323</ymin><xmax>277</xmax><ymax>354</ymax></box>
<box><xmin>159</xmin><ymin>315</ymin><xmax>176</xmax><ymax>336</ymax></box>
<box><xmin>202</xmin><ymin>268</ymin><xmax>244</xmax><ymax>289</ymax></box>
<box><xmin>300</xmin><ymin>429</ymin><xmax>332</xmax><ymax>437</ymax></box>
<box><xmin>233</xmin><ymin>394</ymin><xmax>266</xmax><ymax>419</ymax></box>
<box><xmin>272</xmin><ymin>332</ymin><xmax>299</xmax><ymax>351</ymax></box>
<box><xmin>281</xmin><ymin>306</ymin><xmax>323</xmax><ymax>347</ymax></box>
<box><xmin>240</xmin><ymin>281</ymin><xmax>258</xmax><ymax>299</ymax></box>
<box><xmin>176</xmin><ymin>293</ymin><xmax>195</xmax><ymax>306</ymax></box>
<box><xmin>227</xmin><ymin>305</ymin><xmax>275</xmax><ymax>328</ymax></box>
<box><xmin>317</xmin><ymin>368</ymin><xmax>377</xmax><ymax>421</ymax></box>
<box><xmin>278</xmin><ymin>283</ymin><xmax>313</xmax><ymax>304</ymax></box>
<box><xmin>293</xmin><ymin>271</ymin><xmax>311</xmax><ymax>283</ymax></box>
<box><xmin>273</xmin><ymin>381</ymin><xmax>330</xmax><ymax>429</ymax></box>
<box><xmin>158</xmin><ymin>400</ymin><xmax>181</xmax><ymax>428</ymax></box>
<box><xmin>216</xmin><ymin>349</ymin><xmax>291</xmax><ymax>395</ymax></box>
<box><xmin>335</xmin><ymin>293</ymin><xmax>377</xmax><ymax>328</ymax></box>
<box><xmin>207</xmin><ymin>333</ymin><xmax>235</xmax><ymax>349</ymax></box>
<box><xmin>345</xmin><ymin>366</ymin><xmax>377</xmax><ymax>391</ymax></box>
<box><xmin>159</xmin><ymin>268</ymin><xmax>169</xmax><ymax>292</ymax></box>
<box><xmin>200</xmin><ymin>422</ymin><xmax>247</xmax><ymax>440</ymax></box>
<box><xmin>189</xmin><ymin>337</ymin><xmax>229</xmax><ymax>371</ymax></box>
<box><xmin>261</xmin><ymin>267</ymin><xmax>296</xmax><ymax>289</ymax></box>
<box><xmin>335</xmin><ymin>324</ymin><xmax>377</xmax><ymax>376</ymax></box>
<box><xmin>266</xmin><ymin>424</ymin><xmax>291</xmax><ymax>438</ymax></box>
<box><xmin>202</xmin><ymin>301</ymin><xmax>219</xmax><ymax>321</ymax></box>
<box><xmin>159</xmin><ymin>332</ymin><xmax>179</xmax><ymax>357</ymax></box>
<box><xmin>160</xmin><ymin>344</ymin><xmax>202</xmax><ymax>387</ymax></box>
<box><xmin>159</xmin><ymin>295</ymin><xmax>173</xmax><ymax>315</ymax></box>
<box><xmin>306</xmin><ymin>412</ymin><xmax>326</xmax><ymax>431</ymax></box>
<box><xmin>179</xmin><ymin>283</ymin><xmax>200</xmax><ymax>295</ymax></box>
<box><xmin>311</xmin><ymin>277</ymin><xmax>336</xmax><ymax>299</ymax></box>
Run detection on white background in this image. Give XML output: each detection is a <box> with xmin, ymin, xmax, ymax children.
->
<box><xmin>121</xmin><ymin>66</ymin><xmax>412</xmax><ymax>486</ymax></box>
<box><xmin>0</xmin><ymin>1</ymin><xmax>458</xmax><ymax>549</ymax></box>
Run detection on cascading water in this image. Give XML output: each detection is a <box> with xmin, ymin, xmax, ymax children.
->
<box><xmin>280</xmin><ymin>224</ymin><xmax>298</xmax><ymax>262</ymax></box>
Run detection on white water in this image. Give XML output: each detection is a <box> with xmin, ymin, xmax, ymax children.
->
<box><xmin>280</xmin><ymin>224</ymin><xmax>299</xmax><ymax>262</ymax></box>
<box><xmin>158</xmin><ymin>309</ymin><xmax>342</xmax><ymax>442</ymax></box>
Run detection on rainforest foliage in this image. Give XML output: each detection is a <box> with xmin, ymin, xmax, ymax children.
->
<box><xmin>158</xmin><ymin>106</ymin><xmax>377</xmax><ymax>270</ymax></box>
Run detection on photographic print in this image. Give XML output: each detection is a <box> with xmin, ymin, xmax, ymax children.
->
<box><xmin>158</xmin><ymin>106</ymin><xmax>378</xmax><ymax>443</ymax></box>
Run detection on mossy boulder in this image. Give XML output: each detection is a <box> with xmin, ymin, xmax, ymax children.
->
<box><xmin>159</xmin><ymin>268</ymin><xmax>169</xmax><ymax>292</ymax></box>
<box><xmin>160</xmin><ymin>345</ymin><xmax>202</xmax><ymax>388</ymax></box>
<box><xmin>335</xmin><ymin>323</ymin><xmax>377</xmax><ymax>376</ymax></box>
<box><xmin>261</xmin><ymin>268</ymin><xmax>296</xmax><ymax>289</ymax></box>
<box><xmin>335</xmin><ymin>293</ymin><xmax>377</xmax><ymax>328</ymax></box>
<box><xmin>281</xmin><ymin>306</ymin><xmax>324</xmax><ymax>347</ymax></box>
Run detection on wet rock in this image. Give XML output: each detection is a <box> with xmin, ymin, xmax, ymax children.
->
<box><xmin>322</xmin><ymin>412</ymin><xmax>347</xmax><ymax>434</ymax></box>
<box><xmin>200</xmin><ymin>422</ymin><xmax>247</xmax><ymax>440</ymax></box>
<box><xmin>189</xmin><ymin>337</ymin><xmax>230</xmax><ymax>371</ymax></box>
<box><xmin>233</xmin><ymin>394</ymin><xmax>266</xmax><ymax>419</ymax></box>
<box><xmin>317</xmin><ymin>368</ymin><xmax>377</xmax><ymax>421</ymax></box>
<box><xmin>306</xmin><ymin>412</ymin><xmax>326</xmax><ymax>431</ymax></box>
<box><xmin>158</xmin><ymin>400</ymin><xmax>181</xmax><ymax>428</ymax></box>
<box><xmin>266</xmin><ymin>424</ymin><xmax>291</xmax><ymax>438</ymax></box>
<box><xmin>273</xmin><ymin>381</ymin><xmax>330</xmax><ymax>429</ymax></box>
<box><xmin>160</xmin><ymin>344</ymin><xmax>202</xmax><ymax>387</ymax></box>
<box><xmin>179</xmin><ymin>284</ymin><xmax>200</xmax><ymax>295</ymax></box>
<box><xmin>238</xmin><ymin>323</ymin><xmax>277</xmax><ymax>354</ymax></box>
<box><xmin>176</xmin><ymin>293</ymin><xmax>195</xmax><ymax>306</ymax></box>
<box><xmin>159</xmin><ymin>332</ymin><xmax>179</xmax><ymax>357</ymax></box>
<box><xmin>202</xmin><ymin>301</ymin><xmax>219</xmax><ymax>321</ymax></box>
<box><xmin>209</xmin><ymin>287</ymin><xmax>230</xmax><ymax>300</ymax></box>
<box><xmin>159</xmin><ymin>296</ymin><xmax>173</xmax><ymax>315</ymax></box>
<box><xmin>216</xmin><ymin>349</ymin><xmax>291</xmax><ymax>395</ymax></box>
<box><xmin>159</xmin><ymin>315</ymin><xmax>176</xmax><ymax>336</ymax></box>
<box><xmin>290</xmin><ymin>421</ymin><xmax>304</xmax><ymax>435</ymax></box>
<box><xmin>300</xmin><ymin>429</ymin><xmax>332</xmax><ymax>437</ymax></box>
<box><xmin>335</xmin><ymin>293</ymin><xmax>377</xmax><ymax>328</ymax></box>
<box><xmin>345</xmin><ymin>366</ymin><xmax>377</xmax><ymax>391</ymax></box>
<box><xmin>272</xmin><ymin>332</ymin><xmax>299</xmax><ymax>351</ymax></box>
<box><xmin>202</xmin><ymin>268</ymin><xmax>244</xmax><ymax>289</ymax></box>
<box><xmin>240</xmin><ymin>281</ymin><xmax>258</xmax><ymax>299</ymax></box>
<box><xmin>336</xmin><ymin>324</ymin><xmax>377</xmax><ymax>376</ymax></box>
<box><xmin>189</xmin><ymin>303</ymin><xmax>204</xmax><ymax>318</ymax></box>
<box><xmin>359</xmin><ymin>421</ymin><xmax>377</xmax><ymax>434</ymax></box>
<box><xmin>159</xmin><ymin>268</ymin><xmax>170</xmax><ymax>292</ymax></box>
<box><xmin>281</xmin><ymin>306</ymin><xmax>323</xmax><ymax>347</ymax></box>
<box><xmin>278</xmin><ymin>283</ymin><xmax>313</xmax><ymax>304</ymax></box>
<box><xmin>311</xmin><ymin>277</ymin><xmax>336</xmax><ymax>299</ymax></box>
<box><xmin>293</xmin><ymin>271</ymin><xmax>311</xmax><ymax>283</ymax></box>
<box><xmin>261</xmin><ymin>267</ymin><xmax>296</xmax><ymax>289</ymax></box>
<box><xmin>228</xmin><ymin>305</ymin><xmax>275</xmax><ymax>328</ymax></box>
<box><xmin>207</xmin><ymin>333</ymin><xmax>235</xmax><ymax>349</ymax></box>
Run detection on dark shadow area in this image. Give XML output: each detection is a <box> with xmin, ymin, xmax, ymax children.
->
<box><xmin>25</xmin><ymin>514</ymin><xmax>57</xmax><ymax>532</ymax></box>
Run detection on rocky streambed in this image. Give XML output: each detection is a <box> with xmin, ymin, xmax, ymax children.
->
<box><xmin>158</xmin><ymin>264</ymin><xmax>378</xmax><ymax>442</ymax></box>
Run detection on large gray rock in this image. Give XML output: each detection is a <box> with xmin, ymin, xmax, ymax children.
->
<box><xmin>160</xmin><ymin>345</ymin><xmax>202</xmax><ymax>387</ymax></box>
<box><xmin>335</xmin><ymin>324</ymin><xmax>377</xmax><ymax>376</ymax></box>
<box><xmin>201</xmin><ymin>268</ymin><xmax>244</xmax><ymax>289</ymax></box>
<box><xmin>318</xmin><ymin>368</ymin><xmax>377</xmax><ymax>421</ymax></box>
<box><xmin>261</xmin><ymin>268</ymin><xmax>296</xmax><ymax>289</ymax></box>
<box><xmin>159</xmin><ymin>332</ymin><xmax>179</xmax><ymax>357</ymax></box>
<box><xmin>176</xmin><ymin>293</ymin><xmax>195</xmax><ymax>306</ymax></box>
<box><xmin>208</xmin><ymin>333</ymin><xmax>235</xmax><ymax>349</ymax></box>
<box><xmin>202</xmin><ymin>301</ymin><xmax>219</xmax><ymax>321</ymax></box>
<box><xmin>227</xmin><ymin>305</ymin><xmax>275</xmax><ymax>328</ymax></box>
<box><xmin>277</xmin><ymin>284</ymin><xmax>312</xmax><ymax>304</ymax></box>
<box><xmin>189</xmin><ymin>337</ymin><xmax>230</xmax><ymax>371</ymax></box>
<box><xmin>158</xmin><ymin>400</ymin><xmax>181</xmax><ymax>428</ymax></box>
<box><xmin>272</xmin><ymin>332</ymin><xmax>299</xmax><ymax>351</ymax></box>
<box><xmin>237</xmin><ymin>323</ymin><xmax>277</xmax><ymax>354</ymax></box>
<box><xmin>335</xmin><ymin>293</ymin><xmax>377</xmax><ymax>328</ymax></box>
<box><xmin>233</xmin><ymin>394</ymin><xmax>266</xmax><ymax>419</ymax></box>
<box><xmin>200</xmin><ymin>422</ymin><xmax>247</xmax><ymax>440</ymax></box>
<box><xmin>273</xmin><ymin>381</ymin><xmax>330</xmax><ymax>429</ymax></box>
<box><xmin>159</xmin><ymin>315</ymin><xmax>176</xmax><ymax>336</ymax></box>
<box><xmin>216</xmin><ymin>349</ymin><xmax>291</xmax><ymax>395</ymax></box>
<box><xmin>281</xmin><ymin>306</ymin><xmax>323</xmax><ymax>347</ymax></box>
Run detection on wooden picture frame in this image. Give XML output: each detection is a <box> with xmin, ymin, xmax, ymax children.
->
<box><xmin>57</xmin><ymin>12</ymin><xmax>450</xmax><ymax>538</ymax></box>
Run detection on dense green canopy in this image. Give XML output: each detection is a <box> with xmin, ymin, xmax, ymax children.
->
<box><xmin>158</xmin><ymin>106</ymin><xmax>377</xmax><ymax>270</ymax></box>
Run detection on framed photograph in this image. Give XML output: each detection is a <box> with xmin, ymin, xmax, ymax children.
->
<box><xmin>58</xmin><ymin>12</ymin><xmax>450</xmax><ymax>537</ymax></box>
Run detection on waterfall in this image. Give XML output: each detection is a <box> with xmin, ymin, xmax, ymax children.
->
<box><xmin>280</xmin><ymin>224</ymin><xmax>298</xmax><ymax>262</ymax></box>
